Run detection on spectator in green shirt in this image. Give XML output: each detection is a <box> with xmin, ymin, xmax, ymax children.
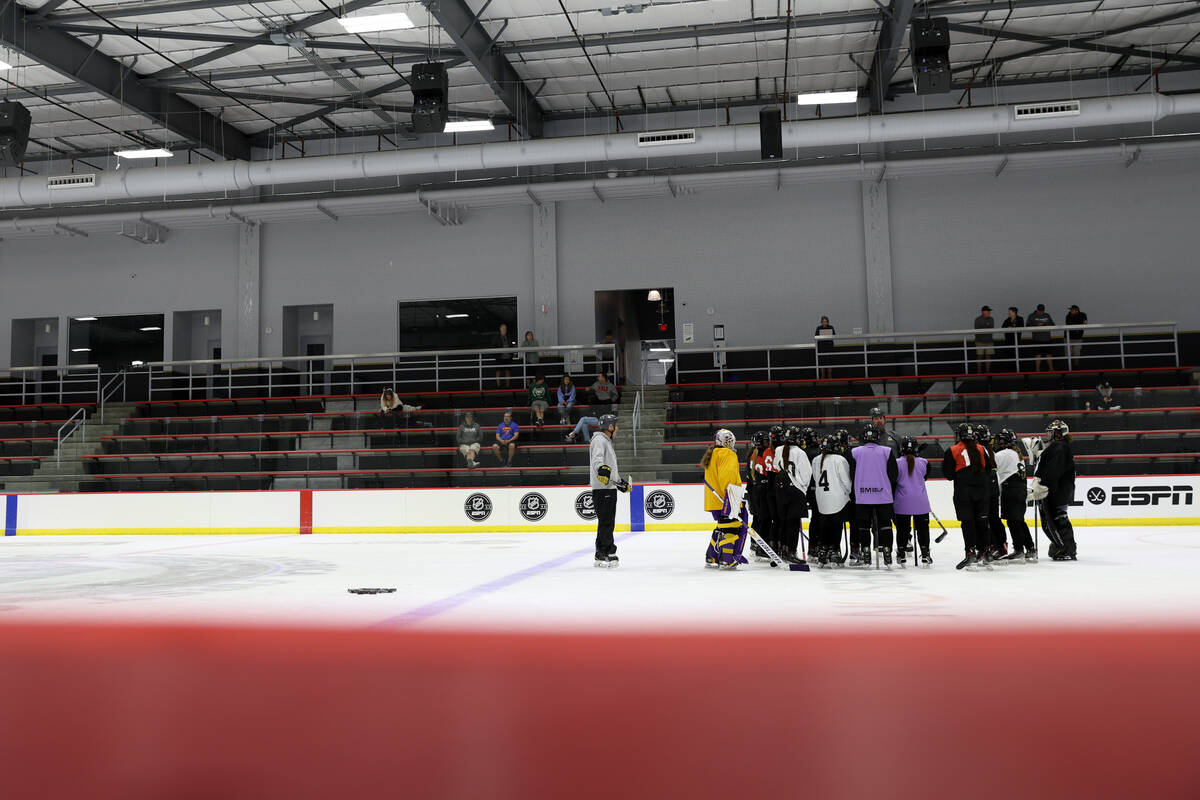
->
<box><xmin>528</xmin><ymin>372</ymin><xmax>550</xmax><ymax>427</ymax></box>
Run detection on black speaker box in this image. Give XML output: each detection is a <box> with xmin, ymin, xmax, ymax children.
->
<box><xmin>759</xmin><ymin>107</ymin><xmax>782</xmax><ymax>160</ymax></box>
<box><xmin>0</xmin><ymin>101</ymin><xmax>31</xmax><ymax>165</ymax></box>
<box><xmin>910</xmin><ymin>17</ymin><xmax>950</xmax><ymax>51</ymax></box>
<box><xmin>411</xmin><ymin>62</ymin><xmax>449</xmax><ymax>134</ymax></box>
<box><xmin>910</xmin><ymin>17</ymin><xmax>951</xmax><ymax>95</ymax></box>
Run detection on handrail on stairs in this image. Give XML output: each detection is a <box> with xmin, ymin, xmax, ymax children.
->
<box><xmin>57</xmin><ymin>407</ymin><xmax>87</xmax><ymax>467</ymax></box>
<box><xmin>99</xmin><ymin>369</ymin><xmax>126</xmax><ymax>424</ymax></box>
<box><xmin>632</xmin><ymin>390</ymin><xmax>642</xmax><ymax>458</ymax></box>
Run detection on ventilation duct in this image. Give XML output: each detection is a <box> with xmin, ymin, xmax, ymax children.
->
<box><xmin>5</xmin><ymin>92</ymin><xmax>1199</xmax><ymax>209</ymax></box>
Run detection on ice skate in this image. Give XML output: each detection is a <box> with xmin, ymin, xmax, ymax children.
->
<box><xmin>919</xmin><ymin>550</ymin><xmax>933</xmax><ymax>567</ymax></box>
<box><xmin>1024</xmin><ymin>549</ymin><xmax>1039</xmax><ymax>563</ymax></box>
<box><xmin>956</xmin><ymin>551</ymin><xmax>979</xmax><ymax>571</ymax></box>
<box><xmin>848</xmin><ymin>547</ymin><xmax>865</xmax><ymax>567</ymax></box>
<box><xmin>877</xmin><ymin>547</ymin><xmax>893</xmax><ymax>570</ymax></box>
<box><xmin>718</xmin><ymin>560</ymin><xmax>740</xmax><ymax>571</ymax></box>
<box><xmin>896</xmin><ymin>547</ymin><xmax>907</xmax><ymax>566</ymax></box>
<box><xmin>1000</xmin><ymin>547</ymin><xmax>1025</xmax><ymax>564</ymax></box>
<box><xmin>594</xmin><ymin>552</ymin><xmax>619</xmax><ymax>568</ymax></box>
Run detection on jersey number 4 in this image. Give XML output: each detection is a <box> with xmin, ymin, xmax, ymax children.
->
<box><xmin>818</xmin><ymin>470</ymin><xmax>830</xmax><ymax>492</ymax></box>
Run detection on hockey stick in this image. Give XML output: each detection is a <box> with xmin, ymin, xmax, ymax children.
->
<box><xmin>932</xmin><ymin>509</ymin><xmax>951</xmax><ymax>543</ymax></box>
<box><xmin>748</xmin><ymin>528</ymin><xmax>810</xmax><ymax>572</ymax></box>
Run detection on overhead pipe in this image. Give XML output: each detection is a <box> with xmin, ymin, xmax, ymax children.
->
<box><xmin>3</xmin><ymin>92</ymin><xmax>1200</xmax><ymax>210</ymax></box>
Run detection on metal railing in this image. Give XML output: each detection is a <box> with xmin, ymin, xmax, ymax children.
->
<box><xmin>671</xmin><ymin>321</ymin><xmax>1179</xmax><ymax>383</ymax></box>
<box><xmin>137</xmin><ymin>344</ymin><xmax>618</xmax><ymax>401</ymax></box>
<box><xmin>56</xmin><ymin>407</ymin><xmax>87</xmax><ymax>467</ymax></box>
<box><xmin>632</xmin><ymin>389</ymin><xmax>643</xmax><ymax>458</ymax></box>
<box><xmin>0</xmin><ymin>364</ymin><xmax>102</xmax><ymax>406</ymax></box>
<box><xmin>99</xmin><ymin>369</ymin><xmax>126</xmax><ymax>423</ymax></box>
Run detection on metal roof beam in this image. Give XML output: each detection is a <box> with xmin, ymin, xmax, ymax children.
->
<box><xmin>946</xmin><ymin>21</ymin><xmax>1200</xmax><ymax>67</ymax></box>
<box><xmin>424</xmin><ymin>0</ymin><xmax>544</xmax><ymax>137</ymax></box>
<box><xmin>48</xmin><ymin>0</ymin><xmax>260</xmax><ymax>22</ymax></box>
<box><xmin>865</xmin><ymin>0</ymin><xmax>915</xmax><ymax>113</ymax></box>
<box><xmin>0</xmin><ymin>2</ymin><xmax>251</xmax><ymax>159</ymax></box>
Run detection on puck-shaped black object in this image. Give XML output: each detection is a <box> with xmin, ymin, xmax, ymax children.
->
<box><xmin>348</xmin><ymin>587</ymin><xmax>397</xmax><ymax>595</ymax></box>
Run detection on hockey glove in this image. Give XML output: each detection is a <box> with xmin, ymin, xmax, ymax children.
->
<box><xmin>1027</xmin><ymin>477</ymin><xmax>1049</xmax><ymax>501</ymax></box>
<box><xmin>596</xmin><ymin>465</ymin><xmax>611</xmax><ymax>486</ymax></box>
<box><xmin>615</xmin><ymin>478</ymin><xmax>631</xmax><ymax>493</ymax></box>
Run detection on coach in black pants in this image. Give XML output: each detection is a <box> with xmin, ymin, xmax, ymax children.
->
<box><xmin>589</xmin><ymin>413</ymin><xmax>629</xmax><ymax>566</ymax></box>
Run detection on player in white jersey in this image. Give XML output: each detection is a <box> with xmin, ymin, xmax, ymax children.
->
<box><xmin>810</xmin><ymin>434</ymin><xmax>853</xmax><ymax>568</ymax></box>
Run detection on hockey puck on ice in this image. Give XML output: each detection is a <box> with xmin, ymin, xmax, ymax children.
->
<box><xmin>347</xmin><ymin>587</ymin><xmax>397</xmax><ymax>595</ymax></box>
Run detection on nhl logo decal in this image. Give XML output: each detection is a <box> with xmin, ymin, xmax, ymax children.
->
<box><xmin>645</xmin><ymin>490</ymin><xmax>675</xmax><ymax>520</ymax></box>
<box><xmin>1087</xmin><ymin>487</ymin><xmax>1106</xmax><ymax>505</ymax></box>
<box><xmin>464</xmin><ymin>492</ymin><xmax>493</xmax><ymax>522</ymax></box>
<box><xmin>574</xmin><ymin>491</ymin><xmax>597</xmax><ymax>520</ymax></box>
<box><xmin>519</xmin><ymin>492</ymin><xmax>549</xmax><ymax>521</ymax></box>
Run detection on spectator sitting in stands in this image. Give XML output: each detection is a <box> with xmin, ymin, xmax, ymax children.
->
<box><xmin>379</xmin><ymin>388</ymin><xmax>421</xmax><ymax>427</ymax></box>
<box><xmin>564</xmin><ymin>415</ymin><xmax>600</xmax><ymax>443</ymax></box>
<box><xmin>1093</xmin><ymin>381</ymin><xmax>1121</xmax><ymax>411</ymax></box>
<box><xmin>457</xmin><ymin>411</ymin><xmax>483</xmax><ymax>468</ymax></box>
<box><xmin>492</xmin><ymin>408</ymin><xmax>520</xmax><ymax>466</ymax></box>
<box><xmin>557</xmin><ymin>375</ymin><xmax>576</xmax><ymax>424</ymax></box>
<box><xmin>528</xmin><ymin>372</ymin><xmax>550</xmax><ymax>427</ymax></box>
<box><xmin>588</xmin><ymin>372</ymin><xmax>619</xmax><ymax>411</ymax></box>
<box><xmin>520</xmin><ymin>330</ymin><xmax>540</xmax><ymax>366</ymax></box>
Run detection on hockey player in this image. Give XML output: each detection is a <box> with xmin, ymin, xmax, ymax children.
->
<box><xmin>893</xmin><ymin>436</ymin><xmax>932</xmax><ymax>566</ymax></box>
<box><xmin>703</xmin><ymin>428</ymin><xmax>749</xmax><ymax>569</ymax></box>
<box><xmin>994</xmin><ymin>428</ymin><xmax>1037</xmax><ymax>562</ymax></box>
<box><xmin>775</xmin><ymin>426</ymin><xmax>813</xmax><ymax>564</ymax></box>
<box><xmin>1030</xmin><ymin>419</ymin><xmax>1077</xmax><ymax>561</ymax></box>
<box><xmin>974</xmin><ymin>424</ymin><xmax>1008</xmax><ymax>559</ymax></box>
<box><xmin>763</xmin><ymin>425</ymin><xmax>785</xmax><ymax>555</ymax></box>
<box><xmin>943</xmin><ymin>423</ymin><xmax>995</xmax><ymax>570</ymax></box>
<box><xmin>589</xmin><ymin>414</ymin><xmax>630</xmax><ymax>567</ymax></box>
<box><xmin>851</xmin><ymin>426</ymin><xmax>899</xmax><ymax>566</ymax></box>
<box><xmin>746</xmin><ymin>430</ymin><xmax>771</xmax><ymax>561</ymax></box>
<box><xmin>811</xmin><ymin>434</ymin><xmax>853</xmax><ymax>568</ymax></box>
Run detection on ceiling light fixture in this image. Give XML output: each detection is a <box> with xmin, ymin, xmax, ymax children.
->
<box><xmin>443</xmin><ymin>120</ymin><xmax>495</xmax><ymax>133</ymax></box>
<box><xmin>71</xmin><ymin>348</ymin><xmax>91</xmax><ymax>353</ymax></box>
<box><xmin>647</xmin><ymin>289</ymin><xmax>662</xmax><ymax>302</ymax></box>
<box><xmin>139</xmin><ymin>326</ymin><xmax>162</xmax><ymax>332</ymax></box>
<box><xmin>0</xmin><ymin>60</ymin><xmax>13</xmax><ymax>71</ymax></box>
<box><xmin>796</xmin><ymin>90</ymin><xmax>859</xmax><ymax>106</ymax></box>
<box><xmin>114</xmin><ymin>148</ymin><xmax>173</xmax><ymax>159</ymax></box>
<box><xmin>337</xmin><ymin>12</ymin><xmax>415</xmax><ymax>33</ymax></box>
<box><xmin>74</xmin><ymin>316</ymin><xmax>98</xmax><ymax>321</ymax></box>
<box><xmin>444</xmin><ymin>313</ymin><xmax>470</xmax><ymax>319</ymax></box>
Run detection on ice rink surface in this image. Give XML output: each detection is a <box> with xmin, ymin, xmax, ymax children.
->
<box><xmin>3</xmin><ymin>525</ymin><xmax>1199</xmax><ymax>631</ymax></box>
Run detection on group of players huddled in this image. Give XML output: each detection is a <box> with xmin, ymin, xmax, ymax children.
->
<box><xmin>700</xmin><ymin>407</ymin><xmax>1078</xmax><ymax>572</ymax></box>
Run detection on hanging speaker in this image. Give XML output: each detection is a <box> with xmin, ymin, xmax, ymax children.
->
<box><xmin>759</xmin><ymin>107</ymin><xmax>782</xmax><ymax>160</ymax></box>
<box><xmin>0</xmin><ymin>101</ymin><xmax>31</xmax><ymax>165</ymax></box>
<box><xmin>910</xmin><ymin>18</ymin><xmax>952</xmax><ymax>95</ymax></box>
<box><xmin>410</xmin><ymin>62</ymin><xmax>449</xmax><ymax>134</ymax></box>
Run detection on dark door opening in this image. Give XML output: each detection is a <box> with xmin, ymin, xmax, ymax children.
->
<box><xmin>593</xmin><ymin>288</ymin><xmax>675</xmax><ymax>385</ymax></box>
<box><xmin>67</xmin><ymin>314</ymin><xmax>165</xmax><ymax>373</ymax></box>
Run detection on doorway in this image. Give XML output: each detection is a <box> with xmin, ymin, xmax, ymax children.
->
<box><xmin>593</xmin><ymin>288</ymin><xmax>675</xmax><ymax>385</ymax></box>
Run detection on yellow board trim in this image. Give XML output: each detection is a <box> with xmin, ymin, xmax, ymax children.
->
<box><xmin>927</xmin><ymin>517</ymin><xmax>1200</xmax><ymax>529</ymax></box>
<box><xmin>14</xmin><ymin>527</ymin><xmax>300</xmax><ymax>536</ymax></box>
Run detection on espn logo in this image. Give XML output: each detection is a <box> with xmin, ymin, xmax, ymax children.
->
<box><xmin>1111</xmin><ymin>485</ymin><xmax>1194</xmax><ymax>507</ymax></box>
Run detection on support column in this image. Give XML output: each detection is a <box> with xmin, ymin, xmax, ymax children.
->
<box><xmin>237</xmin><ymin>222</ymin><xmax>262</xmax><ymax>359</ymax></box>
<box><xmin>532</xmin><ymin>201</ymin><xmax>559</xmax><ymax>345</ymax></box>
<box><xmin>861</xmin><ymin>180</ymin><xmax>895</xmax><ymax>333</ymax></box>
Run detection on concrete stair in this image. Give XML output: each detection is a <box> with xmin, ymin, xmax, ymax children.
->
<box><xmin>612</xmin><ymin>386</ymin><xmax>679</xmax><ymax>483</ymax></box>
<box><xmin>2</xmin><ymin>402</ymin><xmax>139</xmax><ymax>493</ymax></box>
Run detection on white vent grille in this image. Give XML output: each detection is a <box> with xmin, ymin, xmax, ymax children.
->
<box><xmin>637</xmin><ymin>129</ymin><xmax>696</xmax><ymax>147</ymax></box>
<box><xmin>47</xmin><ymin>174</ymin><xmax>97</xmax><ymax>189</ymax></box>
<box><xmin>1013</xmin><ymin>100</ymin><xmax>1081</xmax><ymax>120</ymax></box>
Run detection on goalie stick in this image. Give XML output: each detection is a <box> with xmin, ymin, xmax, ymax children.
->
<box><xmin>748</xmin><ymin>528</ymin><xmax>810</xmax><ymax>572</ymax></box>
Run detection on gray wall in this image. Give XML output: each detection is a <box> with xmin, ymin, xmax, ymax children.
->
<box><xmin>1</xmin><ymin>157</ymin><xmax>1196</xmax><ymax>370</ymax></box>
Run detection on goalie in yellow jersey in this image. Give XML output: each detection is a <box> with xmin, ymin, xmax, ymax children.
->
<box><xmin>703</xmin><ymin>428</ymin><xmax>750</xmax><ymax>570</ymax></box>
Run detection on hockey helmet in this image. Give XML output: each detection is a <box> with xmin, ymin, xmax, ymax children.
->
<box><xmin>799</xmin><ymin>426</ymin><xmax>818</xmax><ymax>450</ymax></box>
<box><xmin>819</xmin><ymin>435</ymin><xmax>836</xmax><ymax>454</ymax></box>
<box><xmin>899</xmin><ymin>436</ymin><xmax>920</xmax><ymax>455</ymax></box>
<box><xmin>1046</xmin><ymin>419</ymin><xmax>1070</xmax><ymax>440</ymax></box>
<box><xmin>768</xmin><ymin>425</ymin><xmax>785</xmax><ymax>444</ymax></box>
<box><xmin>750</xmin><ymin>430</ymin><xmax>770</xmax><ymax>449</ymax></box>
<box><xmin>995</xmin><ymin>428</ymin><xmax>1018</xmax><ymax>449</ymax></box>
<box><xmin>715</xmin><ymin>428</ymin><xmax>736</xmax><ymax>449</ymax></box>
<box><xmin>956</xmin><ymin>422</ymin><xmax>976</xmax><ymax>442</ymax></box>
<box><xmin>869</xmin><ymin>406</ymin><xmax>885</xmax><ymax>420</ymax></box>
<box><xmin>859</xmin><ymin>425</ymin><xmax>881</xmax><ymax>444</ymax></box>
<box><xmin>598</xmin><ymin>413</ymin><xmax>619</xmax><ymax>432</ymax></box>
<box><xmin>834</xmin><ymin>428</ymin><xmax>851</xmax><ymax>453</ymax></box>
<box><xmin>974</xmin><ymin>423</ymin><xmax>993</xmax><ymax>445</ymax></box>
<box><xmin>783</xmin><ymin>425</ymin><xmax>801</xmax><ymax>445</ymax></box>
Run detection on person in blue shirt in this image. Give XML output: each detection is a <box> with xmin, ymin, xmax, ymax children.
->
<box><xmin>492</xmin><ymin>408</ymin><xmax>520</xmax><ymax>466</ymax></box>
<box><xmin>557</xmin><ymin>374</ymin><xmax>577</xmax><ymax>425</ymax></box>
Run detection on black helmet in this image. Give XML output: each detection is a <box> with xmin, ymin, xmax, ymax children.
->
<box><xmin>783</xmin><ymin>425</ymin><xmax>801</xmax><ymax>445</ymax></box>
<box><xmin>995</xmin><ymin>428</ymin><xmax>1017</xmax><ymax>449</ymax></box>
<box><xmin>869</xmin><ymin>406</ymin><xmax>885</xmax><ymax>420</ymax></box>
<box><xmin>598</xmin><ymin>413</ymin><xmax>619</xmax><ymax>432</ymax></box>
<box><xmin>974</xmin><ymin>424</ymin><xmax>993</xmax><ymax>445</ymax></box>
<box><xmin>835</xmin><ymin>428</ymin><xmax>851</xmax><ymax>453</ymax></box>
<box><xmin>1046</xmin><ymin>419</ymin><xmax>1070</xmax><ymax>440</ymax></box>
<box><xmin>799</xmin><ymin>426</ymin><xmax>818</xmax><ymax>449</ymax></box>
<box><xmin>899</xmin><ymin>436</ymin><xmax>920</xmax><ymax>455</ymax></box>
<box><xmin>769</xmin><ymin>425</ymin><xmax>785</xmax><ymax>445</ymax></box>
<box><xmin>859</xmin><ymin>426</ymin><xmax>880</xmax><ymax>444</ymax></box>
<box><xmin>750</xmin><ymin>430</ymin><xmax>770</xmax><ymax>449</ymax></box>
<box><xmin>956</xmin><ymin>422</ymin><xmax>976</xmax><ymax>442</ymax></box>
<box><xmin>819</xmin><ymin>435</ymin><xmax>836</xmax><ymax>453</ymax></box>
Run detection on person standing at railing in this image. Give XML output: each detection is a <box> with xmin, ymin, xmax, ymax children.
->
<box><xmin>457</xmin><ymin>411</ymin><xmax>483</xmax><ymax>468</ymax></box>
<box><xmin>973</xmin><ymin>306</ymin><xmax>996</xmax><ymax>373</ymax></box>
<box><xmin>1065</xmin><ymin>304</ymin><xmax>1088</xmax><ymax>365</ymax></box>
<box><xmin>556</xmin><ymin>375</ymin><xmax>576</xmax><ymax>425</ymax></box>
<box><xmin>1002</xmin><ymin>307</ymin><xmax>1024</xmax><ymax>372</ymax></box>
<box><xmin>490</xmin><ymin>323</ymin><xmax>517</xmax><ymax>389</ymax></box>
<box><xmin>1027</xmin><ymin>304</ymin><xmax>1055</xmax><ymax>372</ymax></box>
<box><xmin>814</xmin><ymin>316</ymin><xmax>836</xmax><ymax>380</ymax></box>
<box><xmin>519</xmin><ymin>330</ymin><xmax>540</xmax><ymax>370</ymax></box>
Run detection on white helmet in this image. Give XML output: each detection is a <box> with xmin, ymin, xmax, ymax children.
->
<box><xmin>715</xmin><ymin>428</ymin><xmax>736</xmax><ymax>449</ymax></box>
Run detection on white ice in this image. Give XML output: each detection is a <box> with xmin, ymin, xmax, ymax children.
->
<box><xmin>1</xmin><ymin>527</ymin><xmax>1198</xmax><ymax>631</ymax></box>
